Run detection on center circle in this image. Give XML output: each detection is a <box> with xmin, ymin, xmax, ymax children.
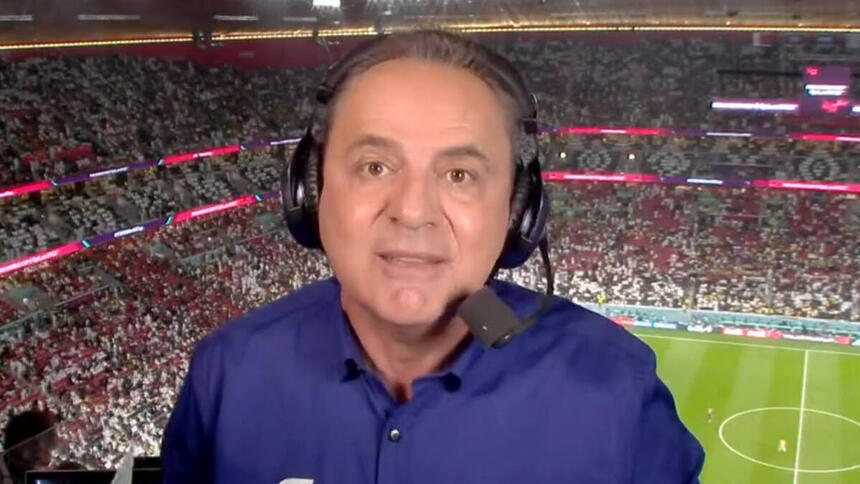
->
<box><xmin>718</xmin><ymin>406</ymin><xmax>860</xmax><ymax>474</ymax></box>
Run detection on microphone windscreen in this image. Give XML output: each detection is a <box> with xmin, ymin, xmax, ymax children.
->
<box><xmin>457</xmin><ymin>288</ymin><xmax>520</xmax><ymax>348</ymax></box>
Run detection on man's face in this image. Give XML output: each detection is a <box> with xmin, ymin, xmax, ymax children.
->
<box><xmin>319</xmin><ymin>58</ymin><xmax>514</xmax><ymax>328</ymax></box>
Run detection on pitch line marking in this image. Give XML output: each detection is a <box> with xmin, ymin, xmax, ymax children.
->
<box><xmin>792</xmin><ymin>350</ymin><xmax>809</xmax><ymax>484</ymax></box>
<box><xmin>718</xmin><ymin>406</ymin><xmax>860</xmax><ymax>474</ymax></box>
<box><xmin>636</xmin><ymin>333</ymin><xmax>860</xmax><ymax>357</ymax></box>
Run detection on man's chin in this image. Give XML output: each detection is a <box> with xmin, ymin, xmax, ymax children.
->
<box><xmin>374</xmin><ymin>283</ymin><xmax>471</xmax><ymax>326</ymax></box>
<box><xmin>377</xmin><ymin>303</ymin><xmax>447</xmax><ymax>328</ymax></box>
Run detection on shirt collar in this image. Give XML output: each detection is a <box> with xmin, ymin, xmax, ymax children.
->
<box><xmin>330</xmin><ymin>279</ymin><xmax>499</xmax><ymax>384</ymax></box>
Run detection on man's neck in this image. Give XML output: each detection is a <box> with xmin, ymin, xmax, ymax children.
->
<box><xmin>342</xmin><ymin>294</ymin><xmax>471</xmax><ymax>403</ymax></box>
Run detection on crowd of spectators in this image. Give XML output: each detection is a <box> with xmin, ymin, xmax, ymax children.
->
<box><xmin>0</xmin><ymin>55</ymin><xmax>317</xmax><ymax>188</ymax></box>
<box><xmin>3</xmin><ymin>132</ymin><xmax>858</xmax><ymax>265</ymax></box>
<box><xmin>3</xmin><ymin>34</ymin><xmax>859</xmax><ymax>188</ymax></box>
<box><xmin>542</xmin><ymin>134</ymin><xmax>859</xmax><ymax>182</ymax></box>
<box><xmin>1</xmin><ymin>182</ymin><xmax>857</xmax><ymax>468</ymax></box>
<box><xmin>3</xmin><ymin>34</ymin><xmax>860</xmax><ymax>262</ymax></box>
<box><xmin>0</xmin><ymin>202</ymin><xmax>333</xmax><ymax>468</ymax></box>
<box><xmin>0</xmin><ymin>148</ymin><xmax>284</xmax><ymax>262</ymax></box>
<box><xmin>493</xmin><ymin>34</ymin><xmax>860</xmax><ymax>133</ymax></box>
<box><xmin>1</xmin><ymin>32</ymin><xmax>859</xmax><ymax>471</ymax></box>
<box><xmin>515</xmin><ymin>182</ymin><xmax>859</xmax><ymax>321</ymax></box>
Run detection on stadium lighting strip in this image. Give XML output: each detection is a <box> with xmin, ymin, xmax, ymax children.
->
<box><xmin>2</xmin><ymin>169</ymin><xmax>859</xmax><ymax>279</ymax></box>
<box><xmin>4</xmin><ymin>123</ymin><xmax>860</xmax><ymax>202</ymax></box>
<box><xmin>711</xmin><ymin>98</ymin><xmax>860</xmax><ymax>114</ymax></box>
<box><xmin>0</xmin><ymin>192</ymin><xmax>275</xmax><ymax>278</ymax></box>
<box><xmin>0</xmin><ymin>137</ymin><xmax>300</xmax><ymax>201</ymax></box>
<box><xmin>554</xmin><ymin>125</ymin><xmax>860</xmax><ymax>143</ymax></box>
<box><xmin>3</xmin><ymin>22</ymin><xmax>860</xmax><ymax>51</ymax></box>
<box><xmin>216</xmin><ymin>28</ymin><xmax>378</xmax><ymax>41</ymax></box>
<box><xmin>804</xmin><ymin>84</ymin><xmax>849</xmax><ymax>96</ymax></box>
<box><xmin>76</xmin><ymin>14</ymin><xmax>141</xmax><ymax>22</ymax></box>
<box><xmin>632</xmin><ymin>25</ymin><xmax>860</xmax><ymax>33</ymax></box>
<box><xmin>711</xmin><ymin>100</ymin><xmax>800</xmax><ymax>112</ymax></box>
<box><xmin>0</xmin><ymin>36</ymin><xmax>191</xmax><ymax>51</ymax></box>
<box><xmin>0</xmin><ymin>15</ymin><xmax>33</xmax><ymax>22</ymax></box>
<box><xmin>213</xmin><ymin>15</ymin><xmax>260</xmax><ymax>22</ymax></box>
<box><xmin>542</xmin><ymin>171</ymin><xmax>860</xmax><ymax>193</ymax></box>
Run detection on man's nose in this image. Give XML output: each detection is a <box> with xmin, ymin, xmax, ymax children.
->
<box><xmin>386</xmin><ymin>171</ymin><xmax>441</xmax><ymax>229</ymax></box>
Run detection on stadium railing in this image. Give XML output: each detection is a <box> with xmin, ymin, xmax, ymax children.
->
<box><xmin>586</xmin><ymin>303</ymin><xmax>860</xmax><ymax>347</ymax></box>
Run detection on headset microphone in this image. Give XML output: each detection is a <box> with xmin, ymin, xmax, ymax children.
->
<box><xmin>461</xmin><ymin>232</ymin><xmax>554</xmax><ymax>349</ymax></box>
<box><xmin>457</xmin><ymin>284</ymin><xmax>554</xmax><ymax>349</ymax></box>
<box><xmin>457</xmin><ymin>288</ymin><xmax>519</xmax><ymax>348</ymax></box>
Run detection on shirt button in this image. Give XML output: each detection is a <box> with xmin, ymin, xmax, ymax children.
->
<box><xmin>442</xmin><ymin>372</ymin><xmax>461</xmax><ymax>392</ymax></box>
<box><xmin>388</xmin><ymin>428</ymin><xmax>401</xmax><ymax>442</ymax></box>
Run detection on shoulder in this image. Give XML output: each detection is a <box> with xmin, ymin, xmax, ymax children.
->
<box><xmin>494</xmin><ymin>280</ymin><xmax>656</xmax><ymax>383</ymax></box>
<box><xmin>550</xmin><ymin>297</ymin><xmax>656</xmax><ymax>372</ymax></box>
<box><xmin>191</xmin><ymin>277</ymin><xmax>340</xmax><ymax>366</ymax></box>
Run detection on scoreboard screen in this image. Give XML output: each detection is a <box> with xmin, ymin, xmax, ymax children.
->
<box><xmin>799</xmin><ymin>65</ymin><xmax>853</xmax><ymax>116</ymax></box>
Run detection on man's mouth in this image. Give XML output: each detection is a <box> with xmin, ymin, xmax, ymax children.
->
<box><xmin>377</xmin><ymin>250</ymin><xmax>446</xmax><ymax>265</ymax></box>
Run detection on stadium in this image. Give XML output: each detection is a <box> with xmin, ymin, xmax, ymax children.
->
<box><xmin>0</xmin><ymin>1</ymin><xmax>859</xmax><ymax>483</ymax></box>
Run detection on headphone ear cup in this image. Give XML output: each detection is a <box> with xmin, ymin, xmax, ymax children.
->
<box><xmin>282</xmin><ymin>133</ymin><xmax>323</xmax><ymax>249</ymax></box>
<box><xmin>304</xmin><ymin>144</ymin><xmax>322</xmax><ymax>215</ymax></box>
<box><xmin>497</xmin><ymin>158</ymin><xmax>548</xmax><ymax>269</ymax></box>
<box><xmin>506</xmin><ymin>163</ymin><xmax>531</xmax><ymax>240</ymax></box>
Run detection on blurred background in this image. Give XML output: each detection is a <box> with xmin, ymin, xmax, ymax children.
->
<box><xmin>0</xmin><ymin>1</ymin><xmax>859</xmax><ymax>483</ymax></box>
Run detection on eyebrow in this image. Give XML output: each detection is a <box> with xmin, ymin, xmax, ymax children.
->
<box><xmin>436</xmin><ymin>145</ymin><xmax>491</xmax><ymax>167</ymax></box>
<box><xmin>346</xmin><ymin>133</ymin><xmax>491</xmax><ymax>167</ymax></box>
<box><xmin>346</xmin><ymin>134</ymin><xmax>403</xmax><ymax>156</ymax></box>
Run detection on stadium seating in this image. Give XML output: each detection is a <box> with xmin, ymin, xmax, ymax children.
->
<box><xmin>542</xmin><ymin>135</ymin><xmax>858</xmax><ymax>181</ymax></box>
<box><xmin>1</xmin><ymin>187</ymin><xmax>857</xmax><ymax>466</ymax></box>
<box><xmin>1</xmin><ymin>33</ymin><xmax>859</xmax><ymax>470</ymax></box>
<box><xmin>0</xmin><ymin>55</ymin><xmax>317</xmax><ymax>187</ymax></box>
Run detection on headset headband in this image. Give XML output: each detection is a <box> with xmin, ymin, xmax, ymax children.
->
<box><xmin>312</xmin><ymin>36</ymin><xmax>539</xmax><ymax>141</ymax></box>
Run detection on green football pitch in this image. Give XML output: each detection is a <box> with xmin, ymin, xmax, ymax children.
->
<box><xmin>632</xmin><ymin>328</ymin><xmax>860</xmax><ymax>484</ymax></box>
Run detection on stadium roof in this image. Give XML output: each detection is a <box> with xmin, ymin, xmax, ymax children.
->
<box><xmin>1</xmin><ymin>0</ymin><xmax>859</xmax><ymax>46</ymax></box>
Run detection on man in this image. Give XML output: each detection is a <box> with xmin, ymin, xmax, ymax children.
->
<box><xmin>162</xmin><ymin>30</ymin><xmax>704</xmax><ymax>483</ymax></box>
<box><xmin>778</xmin><ymin>438</ymin><xmax>788</xmax><ymax>453</ymax></box>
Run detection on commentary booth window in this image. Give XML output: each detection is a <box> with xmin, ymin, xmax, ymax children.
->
<box><xmin>2</xmin><ymin>7</ymin><xmax>859</xmax><ymax>484</ymax></box>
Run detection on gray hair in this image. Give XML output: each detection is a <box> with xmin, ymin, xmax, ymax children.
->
<box><xmin>314</xmin><ymin>30</ymin><xmax>537</xmax><ymax>165</ymax></box>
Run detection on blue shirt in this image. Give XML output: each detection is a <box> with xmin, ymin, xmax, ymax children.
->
<box><xmin>162</xmin><ymin>278</ymin><xmax>704</xmax><ymax>483</ymax></box>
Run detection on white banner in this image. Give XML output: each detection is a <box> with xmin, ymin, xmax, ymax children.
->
<box><xmin>782</xmin><ymin>334</ymin><xmax>837</xmax><ymax>344</ymax></box>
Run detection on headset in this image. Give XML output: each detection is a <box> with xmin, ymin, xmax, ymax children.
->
<box><xmin>281</xmin><ymin>33</ymin><xmax>552</xmax><ymax>289</ymax></box>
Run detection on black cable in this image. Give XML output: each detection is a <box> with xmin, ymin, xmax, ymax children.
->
<box><xmin>538</xmin><ymin>236</ymin><xmax>553</xmax><ymax>296</ymax></box>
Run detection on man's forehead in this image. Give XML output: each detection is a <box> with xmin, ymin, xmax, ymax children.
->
<box><xmin>327</xmin><ymin>59</ymin><xmax>511</xmax><ymax>154</ymax></box>
<box><xmin>334</xmin><ymin>60</ymin><xmax>506</xmax><ymax>124</ymax></box>
<box><xmin>344</xmin><ymin>132</ymin><xmax>494</xmax><ymax>167</ymax></box>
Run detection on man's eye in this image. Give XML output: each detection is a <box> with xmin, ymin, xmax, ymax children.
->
<box><xmin>447</xmin><ymin>169</ymin><xmax>472</xmax><ymax>184</ymax></box>
<box><xmin>363</xmin><ymin>162</ymin><xmax>388</xmax><ymax>177</ymax></box>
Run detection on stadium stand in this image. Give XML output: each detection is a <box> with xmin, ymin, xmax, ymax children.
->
<box><xmin>2</xmin><ymin>36</ymin><xmax>859</xmax><ymax>262</ymax></box>
<box><xmin>532</xmin><ymin>182</ymin><xmax>859</xmax><ymax>321</ymax></box>
<box><xmin>0</xmin><ymin>150</ymin><xmax>285</xmax><ymax>262</ymax></box>
<box><xmin>542</xmin><ymin>135</ymin><xmax>859</xmax><ymax>182</ymax></box>
<box><xmin>2</xmin><ymin>185</ymin><xmax>858</xmax><ymax>466</ymax></box>
<box><xmin>0</xmin><ymin>55</ymin><xmax>317</xmax><ymax>187</ymax></box>
<box><xmin>1</xmin><ymin>33</ymin><xmax>859</xmax><ymax>471</ymax></box>
<box><xmin>0</xmin><ymin>202</ymin><xmax>331</xmax><ymax>467</ymax></box>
